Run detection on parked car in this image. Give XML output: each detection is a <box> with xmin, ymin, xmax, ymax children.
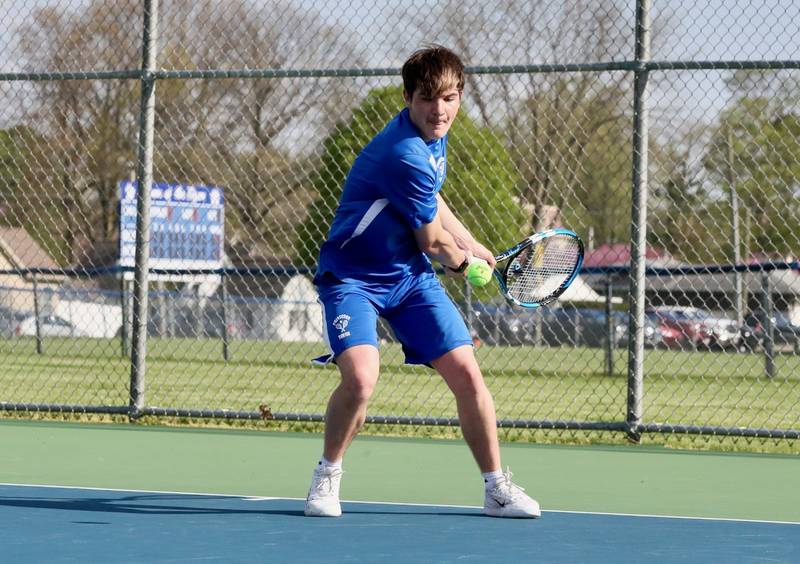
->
<box><xmin>469</xmin><ymin>302</ymin><xmax>529</xmax><ymax>346</ymax></box>
<box><xmin>647</xmin><ymin>306</ymin><xmax>741</xmax><ymax>349</ymax></box>
<box><xmin>646</xmin><ymin>307</ymin><xmax>700</xmax><ymax>349</ymax></box>
<box><xmin>0</xmin><ymin>307</ymin><xmax>28</xmax><ymax>338</ymax></box>
<box><xmin>12</xmin><ymin>314</ymin><xmax>84</xmax><ymax>338</ymax></box>
<box><xmin>537</xmin><ymin>308</ymin><xmax>614</xmax><ymax>348</ymax></box>
<box><xmin>702</xmin><ymin>312</ymin><xmax>742</xmax><ymax>350</ymax></box>
<box><xmin>646</xmin><ymin>313</ymin><xmax>685</xmax><ymax>349</ymax></box>
<box><xmin>477</xmin><ymin>306</ymin><xmax>614</xmax><ymax>348</ymax></box>
<box><xmin>740</xmin><ymin>311</ymin><xmax>800</xmax><ymax>353</ymax></box>
<box><xmin>615</xmin><ymin>311</ymin><xmax>663</xmax><ymax>349</ymax></box>
<box><xmin>645</xmin><ymin>307</ymin><xmax>741</xmax><ymax>350</ymax></box>
<box><xmin>142</xmin><ymin>300</ymin><xmax>244</xmax><ymax>339</ymax></box>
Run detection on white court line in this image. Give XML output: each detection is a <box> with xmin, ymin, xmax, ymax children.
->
<box><xmin>542</xmin><ymin>508</ymin><xmax>800</xmax><ymax>527</ymax></box>
<box><xmin>1</xmin><ymin>482</ymin><xmax>798</xmax><ymax>527</ymax></box>
<box><xmin>0</xmin><ymin>482</ymin><xmax>277</xmax><ymax>501</ymax></box>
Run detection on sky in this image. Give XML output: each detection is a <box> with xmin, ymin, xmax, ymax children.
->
<box><xmin>2</xmin><ymin>0</ymin><xmax>798</xmax><ymax>130</ymax></box>
<box><xmin>5</xmin><ymin>0</ymin><xmax>799</xmax><ymax>67</ymax></box>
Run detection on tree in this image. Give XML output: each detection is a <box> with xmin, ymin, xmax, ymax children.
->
<box><xmin>14</xmin><ymin>2</ymin><xmax>141</xmax><ymax>263</ymax></box>
<box><xmin>703</xmin><ymin>73</ymin><xmax>800</xmax><ymax>259</ymax></box>
<box><xmin>0</xmin><ymin>123</ymin><xmax>92</xmax><ymax>264</ymax></box>
<box><xmin>648</xmin><ymin>142</ymin><xmax>718</xmax><ymax>262</ymax></box>
<box><xmin>512</xmin><ymin>77</ymin><xmax>632</xmax><ymax>240</ymax></box>
<box><xmin>157</xmin><ymin>1</ymin><xmax>365</xmax><ymax>151</ymax></box>
<box><xmin>403</xmin><ymin>0</ymin><xmax>635</xmax><ymax>241</ymax></box>
<box><xmin>0</xmin><ymin>128</ymin><xmax>27</xmax><ymax>208</ymax></box>
<box><xmin>14</xmin><ymin>1</ymin><xmax>362</xmax><ymax>264</ymax></box>
<box><xmin>0</xmin><ymin>126</ymin><xmax>48</xmax><ymax>227</ymax></box>
<box><xmin>153</xmin><ymin>143</ymin><xmax>319</xmax><ymax>261</ymax></box>
<box><xmin>152</xmin><ymin>1</ymin><xmax>364</xmax><ymax>262</ymax></box>
<box><xmin>296</xmin><ymin>85</ymin><xmax>527</xmax><ymax>301</ymax></box>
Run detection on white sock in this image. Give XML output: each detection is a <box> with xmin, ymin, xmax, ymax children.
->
<box><xmin>482</xmin><ymin>469</ymin><xmax>504</xmax><ymax>490</ymax></box>
<box><xmin>319</xmin><ymin>456</ymin><xmax>342</xmax><ymax>469</ymax></box>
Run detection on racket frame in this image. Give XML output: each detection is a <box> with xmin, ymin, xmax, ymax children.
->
<box><xmin>493</xmin><ymin>228</ymin><xmax>584</xmax><ymax>308</ymax></box>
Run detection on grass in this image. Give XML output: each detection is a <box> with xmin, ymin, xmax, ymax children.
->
<box><xmin>1</xmin><ymin>336</ymin><xmax>799</xmax><ymax>453</ymax></box>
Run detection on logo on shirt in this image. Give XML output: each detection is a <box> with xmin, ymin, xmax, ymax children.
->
<box><xmin>436</xmin><ymin>156</ymin><xmax>446</xmax><ymax>179</ymax></box>
<box><xmin>333</xmin><ymin>314</ymin><xmax>351</xmax><ymax>339</ymax></box>
<box><xmin>428</xmin><ymin>155</ymin><xmax>446</xmax><ymax>183</ymax></box>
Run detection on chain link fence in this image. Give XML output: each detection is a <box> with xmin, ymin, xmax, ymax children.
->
<box><xmin>0</xmin><ymin>0</ymin><xmax>798</xmax><ymax>447</ymax></box>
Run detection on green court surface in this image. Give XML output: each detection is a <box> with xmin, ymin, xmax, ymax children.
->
<box><xmin>1</xmin><ymin>419</ymin><xmax>798</xmax><ymax>523</ymax></box>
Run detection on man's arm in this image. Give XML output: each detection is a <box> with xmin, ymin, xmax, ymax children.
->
<box><xmin>414</xmin><ymin>209</ymin><xmax>469</xmax><ymax>272</ymax></box>
<box><xmin>436</xmin><ymin>194</ymin><xmax>496</xmax><ymax>267</ymax></box>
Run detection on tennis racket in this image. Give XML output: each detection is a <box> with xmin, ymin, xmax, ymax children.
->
<box><xmin>492</xmin><ymin>228</ymin><xmax>584</xmax><ymax>308</ymax></box>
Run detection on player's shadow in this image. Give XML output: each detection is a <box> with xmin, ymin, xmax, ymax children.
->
<box><xmin>342</xmin><ymin>507</ymin><xmax>483</xmax><ymax>518</ymax></box>
<box><xmin>0</xmin><ymin>494</ymin><xmax>481</xmax><ymax>518</ymax></box>
<box><xmin>0</xmin><ymin>494</ymin><xmax>301</xmax><ymax>516</ymax></box>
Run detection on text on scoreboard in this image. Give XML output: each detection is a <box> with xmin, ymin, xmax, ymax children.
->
<box><xmin>119</xmin><ymin>181</ymin><xmax>224</xmax><ymax>269</ymax></box>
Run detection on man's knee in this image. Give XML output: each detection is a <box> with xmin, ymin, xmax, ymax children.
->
<box><xmin>335</xmin><ymin>345</ymin><xmax>380</xmax><ymax>404</ymax></box>
<box><xmin>437</xmin><ymin>358</ymin><xmax>487</xmax><ymax>398</ymax></box>
<box><xmin>453</xmin><ymin>368</ymin><xmax>489</xmax><ymax>398</ymax></box>
<box><xmin>339</xmin><ymin>372</ymin><xmax>377</xmax><ymax>404</ymax></box>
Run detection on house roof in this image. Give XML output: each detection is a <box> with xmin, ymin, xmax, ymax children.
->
<box><xmin>647</xmin><ymin>269</ymin><xmax>800</xmax><ymax>296</ymax></box>
<box><xmin>558</xmin><ymin>275</ymin><xmax>622</xmax><ymax>304</ymax></box>
<box><xmin>0</xmin><ymin>226</ymin><xmax>59</xmax><ymax>270</ymax></box>
<box><xmin>583</xmin><ymin>243</ymin><xmax>669</xmax><ymax>268</ymax></box>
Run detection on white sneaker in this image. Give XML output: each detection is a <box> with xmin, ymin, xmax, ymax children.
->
<box><xmin>483</xmin><ymin>468</ymin><xmax>541</xmax><ymax>518</ymax></box>
<box><xmin>304</xmin><ymin>464</ymin><xmax>343</xmax><ymax>517</ymax></box>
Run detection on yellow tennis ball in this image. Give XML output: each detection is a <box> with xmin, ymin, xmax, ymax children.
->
<box><xmin>466</xmin><ymin>258</ymin><xmax>492</xmax><ymax>287</ymax></box>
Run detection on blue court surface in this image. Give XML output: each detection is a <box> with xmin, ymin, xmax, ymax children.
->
<box><xmin>1</xmin><ymin>484</ymin><xmax>797</xmax><ymax>563</ymax></box>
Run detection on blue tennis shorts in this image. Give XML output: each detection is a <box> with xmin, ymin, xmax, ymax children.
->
<box><xmin>315</xmin><ymin>271</ymin><xmax>472</xmax><ymax>366</ymax></box>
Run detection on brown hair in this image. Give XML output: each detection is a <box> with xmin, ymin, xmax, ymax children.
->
<box><xmin>401</xmin><ymin>45</ymin><xmax>465</xmax><ymax>98</ymax></box>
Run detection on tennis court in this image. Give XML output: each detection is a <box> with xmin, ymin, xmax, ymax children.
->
<box><xmin>2</xmin><ymin>420</ymin><xmax>798</xmax><ymax>563</ymax></box>
<box><xmin>2</xmin><ymin>1</ymin><xmax>800</xmax><ymax>562</ymax></box>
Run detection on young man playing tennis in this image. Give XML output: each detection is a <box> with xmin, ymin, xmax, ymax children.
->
<box><xmin>306</xmin><ymin>45</ymin><xmax>540</xmax><ymax>519</ymax></box>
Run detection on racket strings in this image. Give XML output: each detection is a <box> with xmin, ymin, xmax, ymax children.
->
<box><xmin>506</xmin><ymin>237</ymin><xmax>581</xmax><ymax>303</ymax></box>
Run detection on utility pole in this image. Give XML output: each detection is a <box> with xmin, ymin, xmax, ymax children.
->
<box><xmin>726</xmin><ymin>125</ymin><xmax>744</xmax><ymax>326</ymax></box>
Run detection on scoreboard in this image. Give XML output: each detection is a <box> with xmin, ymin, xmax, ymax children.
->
<box><xmin>119</xmin><ymin>181</ymin><xmax>224</xmax><ymax>270</ymax></box>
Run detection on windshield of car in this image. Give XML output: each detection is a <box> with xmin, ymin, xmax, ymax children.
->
<box><xmin>773</xmin><ymin>312</ymin><xmax>798</xmax><ymax>327</ymax></box>
<box><xmin>689</xmin><ymin>310</ymin><xmax>712</xmax><ymax>320</ymax></box>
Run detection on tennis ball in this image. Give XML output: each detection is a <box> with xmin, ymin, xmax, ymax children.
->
<box><xmin>466</xmin><ymin>258</ymin><xmax>492</xmax><ymax>287</ymax></box>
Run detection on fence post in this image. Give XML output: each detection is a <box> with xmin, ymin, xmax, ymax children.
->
<box><xmin>726</xmin><ymin>126</ymin><xmax>745</xmax><ymax>326</ymax></box>
<box><xmin>625</xmin><ymin>0</ymin><xmax>651</xmax><ymax>443</ymax></box>
<box><xmin>119</xmin><ymin>277</ymin><xmax>128</xmax><ymax>357</ymax></box>
<box><xmin>156</xmin><ymin>280</ymin><xmax>168</xmax><ymax>337</ymax></box>
<box><xmin>761</xmin><ymin>273</ymin><xmax>775</xmax><ymax>378</ymax></box>
<box><xmin>533</xmin><ymin>309</ymin><xmax>542</xmax><ymax>346</ymax></box>
<box><xmin>129</xmin><ymin>0</ymin><xmax>159</xmax><ymax>419</ymax></box>
<box><xmin>605</xmin><ymin>275</ymin><xmax>614</xmax><ymax>375</ymax></box>
<box><xmin>32</xmin><ymin>273</ymin><xmax>42</xmax><ymax>354</ymax></box>
<box><xmin>221</xmin><ymin>272</ymin><xmax>230</xmax><ymax>361</ymax></box>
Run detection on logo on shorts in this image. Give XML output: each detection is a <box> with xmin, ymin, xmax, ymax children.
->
<box><xmin>333</xmin><ymin>314</ymin><xmax>351</xmax><ymax>339</ymax></box>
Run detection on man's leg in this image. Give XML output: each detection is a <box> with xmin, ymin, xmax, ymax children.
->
<box><xmin>305</xmin><ymin>344</ymin><xmax>379</xmax><ymax>517</ymax></box>
<box><xmin>323</xmin><ymin>344</ymin><xmax>380</xmax><ymax>462</ymax></box>
<box><xmin>431</xmin><ymin>345</ymin><xmax>540</xmax><ymax>518</ymax></box>
<box><xmin>430</xmin><ymin>344</ymin><xmax>500</xmax><ymax>472</ymax></box>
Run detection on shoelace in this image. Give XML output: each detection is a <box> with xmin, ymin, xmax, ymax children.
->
<box><xmin>312</xmin><ymin>468</ymin><xmax>343</xmax><ymax>496</ymax></box>
<box><xmin>493</xmin><ymin>467</ymin><xmax>525</xmax><ymax>502</ymax></box>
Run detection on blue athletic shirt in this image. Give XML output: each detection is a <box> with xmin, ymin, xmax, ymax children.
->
<box><xmin>315</xmin><ymin>108</ymin><xmax>448</xmax><ymax>284</ymax></box>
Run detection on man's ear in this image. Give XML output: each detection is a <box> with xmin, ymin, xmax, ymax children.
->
<box><xmin>402</xmin><ymin>89</ymin><xmax>411</xmax><ymax>105</ymax></box>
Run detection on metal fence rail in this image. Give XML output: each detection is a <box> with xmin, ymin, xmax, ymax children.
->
<box><xmin>1</xmin><ymin>0</ymin><xmax>799</xmax><ymax>446</ymax></box>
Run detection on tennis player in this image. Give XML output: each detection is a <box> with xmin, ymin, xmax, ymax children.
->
<box><xmin>306</xmin><ymin>45</ymin><xmax>540</xmax><ymax>519</ymax></box>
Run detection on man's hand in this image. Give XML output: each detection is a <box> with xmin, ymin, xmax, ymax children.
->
<box><xmin>467</xmin><ymin>243</ymin><xmax>496</xmax><ymax>269</ymax></box>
